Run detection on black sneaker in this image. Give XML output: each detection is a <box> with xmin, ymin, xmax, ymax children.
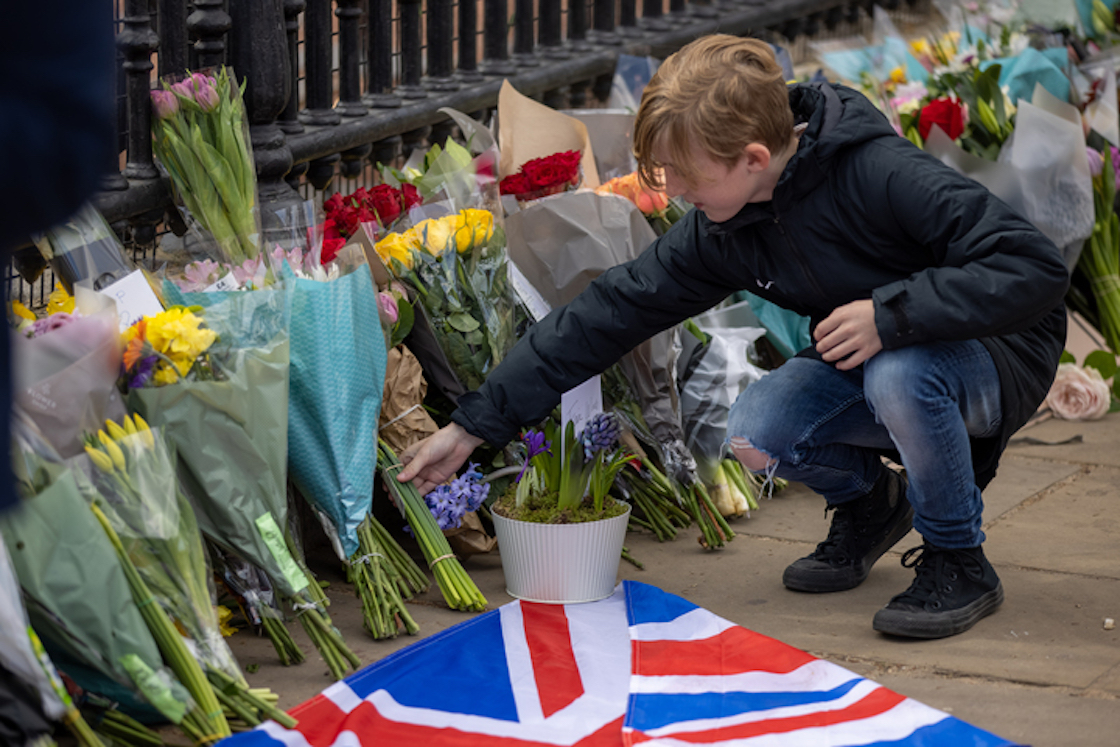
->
<box><xmin>782</xmin><ymin>467</ymin><xmax>913</xmax><ymax>593</ymax></box>
<box><xmin>873</xmin><ymin>543</ymin><xmax>1004</xmax><ymax>639</ymax></box>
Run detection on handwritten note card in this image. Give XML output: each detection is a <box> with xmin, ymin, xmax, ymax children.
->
<box><xmin>100</xmin><ymin>269</ymin><xmax>165</xmax><ymax>332</ymax></box>
<box><xmin>560</xmin><ymin>375</ymin><xmax>603</xmax><ymax>460</ymax></box>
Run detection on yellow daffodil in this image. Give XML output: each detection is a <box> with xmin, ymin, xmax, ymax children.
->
<box><xmin>132</xmin><ymin>414</ymin><xmax>155</xmax><ymax>448</ymax></box>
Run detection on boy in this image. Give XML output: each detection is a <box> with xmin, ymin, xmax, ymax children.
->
<box><xmin>398</xmin><ymin>34</ymin><xmax>1069</xmax><ymax>638</ymax></box>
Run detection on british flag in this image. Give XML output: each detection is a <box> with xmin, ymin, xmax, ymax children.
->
<box><xmin>219</xmin><ymin>581</ymin><xmax>1020</xmax><ymax>746</ymax></box>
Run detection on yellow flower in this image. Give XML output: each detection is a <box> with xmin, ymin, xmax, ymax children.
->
<box><xmin>97</xmin><ymin>430</ymin><xmax>127</xmax><ymax>471</ymax></box>
<box><xmin>374</xmin><ymin>231</ymin><xmax>417</xmax><ymax>271</ymax></box>
<box><xmin>145</xmin><ymin>307</ymin><xmax>216</xmax><ymax>374</ymax></box>
<box><xmin>105</xmin><ymin>419</ymin><xmax>130</xmax><ymax>442</ymax></box>
<box><xmin>416</xmin><ymin>216</ymin><xmax>460</xmax><ymax>256</ymax></box>
<box><xmin>46</xmin><ymin>283</ymin><xmax>75</xmax><ymax>315</ymax></box>
<box><xmin>85</xmin><ymin>446</ymin><xmax>115</xmax><ymax>474</ymax></box>
<box><xmin>909</xmin><ymin>38</ymin><xmax>930</xmax><ymax>58</ymax></box>
<box><xmin>132</xmin><ymin>414</ymin><xmax>155</xmax><ymax>449</ymax></box>
<box><xmin>10</xmin><ymin>301</ymin><xmax>35</xmax><ymax>322</ymax></box>
<box><xmin>216</xmin><ymin>605</ymin><xmax>238</xmax><ymax>636</ymax></box>
<box><xmin>889</xmin><ymin>67</ymin><xmax>906</xmax><ymax>84</ymax></box>
<box><xmin>153</xmin><ymin>363</ymin><xmax>182</xmax><ymax>387</ymax></box>
<box><xmin>121</xmin><ymin>415</ymin><xmax>138</xmax><ymax>436</ymax></box>
<box><xmin>460</xmin><ymin>209</ymin><xmax>495</xmax><ymax>251</ymax></box>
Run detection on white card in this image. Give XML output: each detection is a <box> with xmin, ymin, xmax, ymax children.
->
<box><xmin>204</xmin><ymin>273</ymin><xmax>239</xmax><ymax>292</ymax></box>
<box><xmin>508</xmin><ymin>262</ymin><xmax>552</xmax><ymax>323</ymax></box>
<box><xmin>100</xmin><ymin>269</ymin><xmax>165</xmax><ymax>332</ymax></box>
<box><xmin>560</xmin><ymin>375</ymin><xmax>603</xmax><ymax>457</ymax></box>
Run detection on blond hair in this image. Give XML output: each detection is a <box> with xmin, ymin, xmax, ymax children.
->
<box><xmin>634</xmin><ymin>34</ymin><xmax>794</xmax><ymax>189</ymax></box>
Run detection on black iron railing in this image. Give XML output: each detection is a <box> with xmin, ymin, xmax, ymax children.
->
<box><xmin>8</xmin><ymin>0</ymin><xmax>927</xmax><ymax>307</ymax></box>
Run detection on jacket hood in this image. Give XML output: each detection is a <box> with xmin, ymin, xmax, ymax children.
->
<box><xmin>707</xmin><ymin>82</ymin><xmax>899</xmax><ymax>233</ymax></box>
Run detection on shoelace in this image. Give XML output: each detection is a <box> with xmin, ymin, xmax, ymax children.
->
<box><xmin>895</xmin><ymin>544</ymin><xmax>985</xmax><ymax>609</ymax></box>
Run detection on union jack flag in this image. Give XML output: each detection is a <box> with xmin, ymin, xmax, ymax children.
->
<box><xmin>219</xmin><ymin>581</ymin><xmax>1020</xmax><ymax>746</ymax></box>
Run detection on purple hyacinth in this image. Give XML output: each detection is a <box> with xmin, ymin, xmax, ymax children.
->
<box><xmin>129</xmin><ymin>355</ymin><xmax>159</xmax><ymax>389</ymax></box>
<box><xmin>418</xmin><ymin>462</ymin><xmax>491</xmax><ymax>531</ymax></box>
<box><xmin>580</xmin><ymin>412</ymin><xmax>620</xmax><ymax>460</ymax></box>
<box><xmin>516</xmin><ymin>429</ymin><xmax>552</xmax><ymax>483</ymax></box>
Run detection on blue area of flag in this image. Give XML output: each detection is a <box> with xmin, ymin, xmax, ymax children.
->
<box><xmin>623</xmin><ymin>580</ymin><xmax>698</xmax><ymax>626</ymax></box>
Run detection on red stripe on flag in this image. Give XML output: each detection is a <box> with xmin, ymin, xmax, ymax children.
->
<box><xmin>284</xmin><ymin>694</ymin><xmax>350</xmax><ymax>747</ymax></box>
<box><xmin>633</xmin><ymin>625</ymin><xmax>815</xmax><ymax>677</ymax></box>
<box><xmin>521</xmin><ymin>602</ymin><xmax>585</xmax><ymax>717</ymax></box>
<box><xmin>627</xmin><ymin>687</ymin><xmax>908</xmax><ymax>744</ymax></box>
<box><xmin>336</xmin><ymin>700</ymin><xmax>624</xmax><ymax>746</ymax></box>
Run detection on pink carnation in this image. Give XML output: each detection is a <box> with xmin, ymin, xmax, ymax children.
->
<box><xmin>1045</xmin><ymin>363</ymin><xmax>1112</xmax><ymax>421</ymax></box>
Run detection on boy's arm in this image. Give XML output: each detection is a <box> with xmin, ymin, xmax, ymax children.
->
<box><xmin>451</xmin><ymin>212</ymin><xmax>741</xmax><ymax>446</ymax></box>
<box><xmin>861</xmin><ymin>141</ymin><xmax>1069</xmax><ymax>349</ymax></box>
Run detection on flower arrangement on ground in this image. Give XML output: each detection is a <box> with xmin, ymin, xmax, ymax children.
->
<box><xmin>595</xmin><ymin>171</ymin><xmax>689</xmax><ymax>236</ymax></box>
<box><xmin>150</xmin><ymin>67</ymin><xmax>259</xmax><ymax>265</ymax></box>
<box><xmin>374</xmin><ymin>207</ymin><xmax>517</xmax><ymax>390</ymax></box>
<box><xmin>499</xmin><ymin>150</ymin><xmax>582</xmax><ymax>202</ymax></box>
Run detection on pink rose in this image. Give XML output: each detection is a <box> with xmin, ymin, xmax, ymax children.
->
<box><xmin>1045</xmin><ymin>363</ymin><xmax>1112</xmax><ymax>421</ymax></box>
<box><xmin>377</xmin><ymin>291</ymin><xmax>399</xmax><ymax>325</ymax></box>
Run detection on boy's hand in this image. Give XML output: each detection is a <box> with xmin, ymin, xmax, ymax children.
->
<box><xmin>396</xmin><ymin>423</ymin><xmax>485</xmax><ymax>495</ymax></box>
<box><xmin>814</xmin><ymin>299</ymin><xmax>882</xmax><ymax>371</ymax></box>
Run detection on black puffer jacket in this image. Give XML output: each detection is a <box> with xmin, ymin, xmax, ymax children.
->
<box><xmin>453</xmin><ymin>82</ymin><xmax>1070</xmax><ymax>488</ymax></box>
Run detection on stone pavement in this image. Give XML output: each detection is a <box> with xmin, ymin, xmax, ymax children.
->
<box><xmin>226</xmin><ymin>410</ymin><xmax>1120</xmax><ymax>747</ymax></box>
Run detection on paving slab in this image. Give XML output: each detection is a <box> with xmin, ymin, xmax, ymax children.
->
<box><xmin>984</xmin><ymin>464</ymin><xmax>1120</xmax><ymax>579</ymax></box>
<box><xmin>1007</xmin><ymin>412</ymin><xmax>1120</xmax><ymax>467</ymax></box>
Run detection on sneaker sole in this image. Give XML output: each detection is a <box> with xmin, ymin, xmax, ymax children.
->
<box><xmin>782</xmin><ymin>500</ymin><xmax>915</xmax><ymax>593</ymax></box>
<box><xmin>872</xmin><ymin>583</ymin><xmax>1005</xmax><ymax>639</ymax></box>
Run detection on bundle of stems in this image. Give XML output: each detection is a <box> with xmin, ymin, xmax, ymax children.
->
<box><xmin>367</xmin><ymin>514</ymin><xmax>430</xmax><ymax>599</ymax></box>
<box><xmin>89</xmin><ymin>708</ymin><xmax>163</xmax><ymax>747</ymax></box>
<box><xmin>721</xmin><ymin>459</ymin><xmax>761</xmax><ymax>514</ymax></box>
<box><xmin>61</xmin><ymin>707</ymin><xmax>106</xmax><ymax>747</ymax></box>
<box><xmin>259</xmin><ymin>607</ymin><xmax>304</xmax><ymax>666</ymax></box>
<box><xmin>616</xmin><ymin>464</ymin><xmax>691</xmax><ymax>542</ymax></box>
<box><xmin>683</xmin><ymin>480</ymin><xmax>735</xmax><ymax>550</ymax></box>
<box><xmin>349</xmin><ymin>517</ymin><xmax>420</xmax><ymax>639</ymax></box>
<box><xmin>287</xmin><ymin>589</ymin><xmax>360</xmax><ymax>680</ymax></box>
<box><xmin>207</xmin><ymin>669</ymin><xmax>297</xmax><ymax>731</ymax></box>
<box><xmin>377</xmin><ymin>440</ymin><xmax>488</xmax><ymax>612</ymax></box>
<box><xmin>90</xmin><ymin>502</ymin><xmax>230</xmax><ymax>744</ymax></box>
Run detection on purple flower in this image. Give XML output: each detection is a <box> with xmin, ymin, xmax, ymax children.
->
<box><xmin>129</xmin><ymin>355</ymin><xmax>158</xmax><ymax>389</ymax></box>
<box><xmin>194</xmin><ymin>81</ymin><xmax>220</xmax><ymax>112</ymax></box>
<box><xmin>421</xmin><ymin>463</ymin><xmax>491</xmax><ymax>530</ymax></box>
<box><xmin>150</xmin><ymin>89</ymin><xmax>179</xmax><ymax>120</ymax></box>
<box><xmin>28</xmin><ymin>312</ymin><xmax>77</xmax><ymax>338</ymax></box>
<box><xmin>580</xmin><ymin>412</ymin><xmax>620</xmax><ymax>460</ymax></box>
<box><xmin>1087</xmin><ymin>147</ymin><xmax>1104</xmax><ymax>178</ymax></box>
<box><xmin>516</xmin><ymin>430</ymin><xmax>552</xmax><ymax>483</ymax></box>
<box><xmin>170</xmin><ymin>80</ymin><xmax>195</xmax><ymax>102</ymax></box>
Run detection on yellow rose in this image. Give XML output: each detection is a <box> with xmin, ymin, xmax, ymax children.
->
<box><xmin>375</xmin><ymin>231</ymin><xmax>417</xmax><ymax>271</ymax></box>
<box><xmin>460</xmin><ymin>209</ymin><xmax>495</xmax><ymax>250</ymax></box>
<box><xmin>416</xmin><ymin>216</ymin><xmax>462</xmax><ymax>256</ymax></box>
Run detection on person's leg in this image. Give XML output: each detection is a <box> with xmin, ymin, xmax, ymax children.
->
<box><xmin>726</xmin><ymin>357</ymin><xmax>913</xmax><ymax>592</ymax></box>
<box><xmin>861</xmin><ymin>340</ymin><xmax>1005</xmax><ymax>638</ymax></box>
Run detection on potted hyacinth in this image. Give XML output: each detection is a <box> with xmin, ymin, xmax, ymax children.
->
<box><xmin>490</xmin><ymin>412</ymin><xmax>633</xmax><ymax>604</ymax></box>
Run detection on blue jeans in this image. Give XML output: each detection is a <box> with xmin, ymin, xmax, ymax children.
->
<box><xmin>726</xmin><ymin>341</ymin><xmax>1002</xmax><ymax>548</ymax></box>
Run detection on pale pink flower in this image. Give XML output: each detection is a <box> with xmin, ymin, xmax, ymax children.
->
<box><xmin>1046</xmin><ymin>363</ymin><xmax>1112</xmax><ymax>421</ymax></box>
<box><xmin>378</xmin><ymin>292</ymin><xmax>399</xmax><ymax>324</ymax></box>
<box><xmin>150</xmin><ymin>89</ymin><xmax>179</xmax><ymax>120</ymax></box>
<box><xmin>180</xmin><ymin>259</ymin><xmax>224</xmax><ymax>291</ymax></box>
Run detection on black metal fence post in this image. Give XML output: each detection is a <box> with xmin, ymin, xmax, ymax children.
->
<box><xmin>540</xmin><ymin>0</ymin><xmax>569</xmax><ymax>58</ymax></box>
<box><xmin>337</xmin><ymin>0</ymin><xmax>370</xmax><ymax>115</ymax></box>
<box><xmin>591</xmin><ymin>0</ymin><xmax>620</xmax><ymax>44</ymax></box>
<box><xmin>301</xmin><ymin>0</ymin><xmax>342</xmax><ymax>125</ymax></box>
<box><xmin>119</xmin><ymin>0</ymin><xmax>159</xmax><ymax>182</ymax></box>
<box><xmin>513</xmin><ymin>0</ymin><xmax>538</xmax><ymax>66</ymax></box>
<box><xmin>481</xmin><ymin>0</ymin><xmax>516</xmax><ymax>75</ymax></box>
<box><xmin>189</xmin><ymin>0</ymin><xmax>232</xmax><ymax>68</ymax></box>
<box><xmin>365</xmin><ymin>0</ymin><xmax>403</xmax><ymax>107</ymax></box>
<box><xmin>157</xmin><ymin>0</ymin><xmax>188</xmax><ymax>77</ymax></box>
<box><xmin>229</xmin><ymin>0</ymin><xmax>302</xmax><ymax>209</ymax></box>
<box><xmin>427</xmin><ymin>0</ymin><xmax>460</xmax><ymax>90</ymax></box>
<box><xmin>398</xmin><ymin>0</ymin><xmax>429</xmax><ymax>98</ymax></box>
<box><xmin>458</xmin><ymin>0</ymin><xmax>483</xmax><ymax>81</ymax></box>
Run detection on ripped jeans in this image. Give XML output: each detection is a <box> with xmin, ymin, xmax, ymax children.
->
<box><xmin>725</xmin><ymin>341</ymin><xmax>1002</xmax><ymax>548</ymax></box>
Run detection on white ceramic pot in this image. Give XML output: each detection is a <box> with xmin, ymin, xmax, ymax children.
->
<box><xmin>491</xmin><ymin>502</ymin><xmax>631</xmax><ymax>604</ymax></box>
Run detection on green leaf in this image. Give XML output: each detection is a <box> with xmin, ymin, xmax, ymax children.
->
<box><xmin>1059</xmin><ymin>350</ymin><xmax>1076</xmax><ymax>364</ymax></box>
<box><xmin>448</xmin><ymin>312</ymin><xmax>480</xmax><ymax>333</ymax></box>
<box><xmin>1084</xmin><ymin>350</ymin><xmax>1118</xmax><ymax>379</ymax></box>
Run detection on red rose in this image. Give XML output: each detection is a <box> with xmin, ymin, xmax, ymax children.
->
<box><xmin>499</xmin><ymin>173</ymin><xmax>532</xmax><ymax>196</ymax></box>
<box><xmin>320</xmin><ymin>236</ymin><xmax>347</xmax><ymax>265</ymax></box>
<box><xmin>366</xmin><ymin>184</ymin><xmax>404</xmax><ymax>226</ymax></box>
<box><xmin>323</xmin><ymin>192</ymin><xmax>346</xmax><ymax>217</ymax></box>
<box><xmin>400</xmin><ymin>183</ymin><xmax>421</xmax><ymax>211</ymax></box>
<box><xmin>522</xmin><ymin>155</ymin><xmax>576</xmax><ymax>190</ymax></box>
<box><xmin>918</xmin><ymin>97</ymin><xmax>965</xmax><ymax>141</ymax></box>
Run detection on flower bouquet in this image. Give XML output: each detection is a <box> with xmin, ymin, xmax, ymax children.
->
<box><xmin>150</xmin><ymin>66</ymin><xmax>259</xmax><ymax>265</ymax></box>
<box><xmin>499</xmin><ymin>150</ymin><xmax>582</xmax><ymax>203</ymax></box>
<box><xmin>374</xmin><ymin>205</ymin><xmax>518</xmax><ymax>391</ymax></box>
<box><xmin>594</xmin><ymin>171</ymin><xmax>689</xmax><ymax>236</ymax></box>
<box><xmin>2</xmin><ymin>417</ymin><xmax>193</xmax><ymax>730</ymax></box>
<box><xmin>11</xmin><ymin>285</ymin><xmax>128</xmax><ymax>459</ymax></box>
<box><xmin>1078</xmin><ymin>147</ymin><xmax>1120</xmax><ymax>355</ymax></box>
<box><xmin>120</xmin><ymin>295</ymin><xmax>359</xmax><ymax>679</ymax></box>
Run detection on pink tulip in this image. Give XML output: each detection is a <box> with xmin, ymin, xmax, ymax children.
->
<box><xmin>170</xmin><ymin>80</ymin><xmax>195</xmax><ymax>102</ymax></box>
<box><xmin>378</xmin><ymin>292</ymin><xmax>399</xmax><ymax>324</ymax></box>
<box><xmin>150</xmin><ymin>89</ymin><xmax>179</xmax><ymax>119</ymax></box>
<box><xmin>194</xmin><ymin>81</ymin><xmax>220</xmax><ymax>112</ymax></box>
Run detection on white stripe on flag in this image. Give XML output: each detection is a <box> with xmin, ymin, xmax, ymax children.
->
<box><xmin>554</xmin><ymin>587</ymin><xmax>631</xmax><ymax>723</ymax></box>
<box><xmin>631</xmin><ymin>659</ymin><xmax>859</xmax><ymax>695</ymax></box>
<box><xmin>639</xmin><ymin>678</ymin><xmax>883</xmax><ymax>738</ymax></box>
<box><xmin>500</xmin><ymin>601</ymin><xmax>545</xmax><ymax>723</ymax></box>
<box><xmin>630</xmin><ymin>697</ymin><xmax>950</xmax><ymax>747</ymax></box>
<box><xmin>323</xmin><ymin>680</ymin><xmax>364</xmax><ymax>714</ymax></box>
<box><xmin>629</xmin><ymin>608</ymin><xmax>737</xmax><ymax>642</ymax></box>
